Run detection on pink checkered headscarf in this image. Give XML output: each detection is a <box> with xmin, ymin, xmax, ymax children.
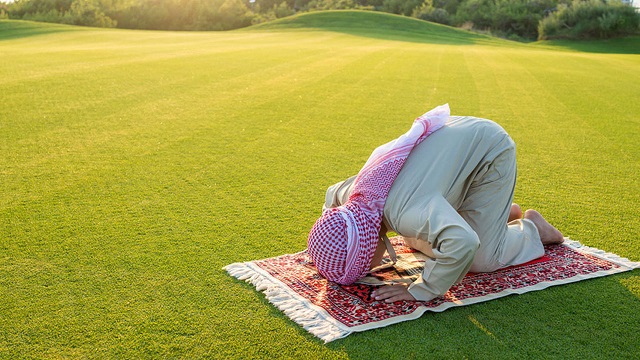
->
<box><xmin>307</xmin><ymin>104</ymin><xmax>450</xmax><ymax>285</ymax></box>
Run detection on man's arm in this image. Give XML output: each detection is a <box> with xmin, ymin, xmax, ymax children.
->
<box><xmin>323</xmin><ymin>175</ymin><xmax>357</xmax><ymax>210</ymax></box>
<box><xmin>376</xmin><ymin>196</ymin><xmax>480</xmax><ymax>302</ymax></box>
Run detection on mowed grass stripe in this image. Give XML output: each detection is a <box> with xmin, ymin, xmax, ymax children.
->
<box><xmin>504</xmin><ymin>49</ymin><xmax>639</xmax><ymax>257</ymax></box>
<box><xmin>449</xmin><ymin>47</ymin><xmax>578</xmax><ymax>222</ymax></box>
<box><xmin>1</xmin><ymin>30</ymin><xmax>424</xmax><ymax>320</ymax></box>
<box><xmin>463</xmin><ymin>47</ymin><xmax>639</xmax><ymax>257</ymax></box>
<box><xmin>2</xmin><ymin>35</ymin><xmax>392</xmax><ymax>213</ymax></box>
<box><xmin>0</xmin><ymin>27</ymin><xmax>331</xmax><ymax>86</ymax></box>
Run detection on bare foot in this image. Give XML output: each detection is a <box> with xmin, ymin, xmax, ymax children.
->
<box><xmin>508</xmin><ymin>203</ymin><xmax>523</xmax><ymax>222</ymax></box>
<box><xmin>524</xmin><ymin>209</ymin><xmax>564</xmax><ymax>245</ymax></box>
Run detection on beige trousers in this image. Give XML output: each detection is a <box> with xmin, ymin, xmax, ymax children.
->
<box><xmin>324</xmin><ymin>116</ymin><xmax>545</xmax><ymax>301</ymax></box>
<box><xmin>401</xmin><ymin>217</ymin><xmax>541</xmax><ymax>273</ymax></box>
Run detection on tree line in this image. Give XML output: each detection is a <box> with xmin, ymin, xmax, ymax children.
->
<box><xmin>1</xmin><ymin>0</ymin><xmax>638</xmax><ymax>40</ymax></box>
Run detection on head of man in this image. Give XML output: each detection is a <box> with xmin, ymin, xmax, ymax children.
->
<box><xmin>307</xmin><ymin>202</ymin><xmax>380</xmax><ymax>285</ymax></box>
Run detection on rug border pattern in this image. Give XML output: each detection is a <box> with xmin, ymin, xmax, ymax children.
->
<box><xmin>224</xmin><ymin>238</ymin><xmax>639</xmax><ymax>343</ymax></box>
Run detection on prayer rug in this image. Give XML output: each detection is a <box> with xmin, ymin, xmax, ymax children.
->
<box><xmin>224</xmin><ymin>238</ymin><xmax>639</xmax><ymax>343</ymax></box>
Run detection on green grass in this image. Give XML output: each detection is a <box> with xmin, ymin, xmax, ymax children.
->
<box><xmin>1</xmin><ymin>10</ymin><xmax>639</xmax><ymax>359</ymax></box>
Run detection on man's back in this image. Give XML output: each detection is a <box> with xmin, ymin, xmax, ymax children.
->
<box><xmin>385</xmin><ymin>115</ymin><xmax>515</xmax><ymax>240</ymax></box>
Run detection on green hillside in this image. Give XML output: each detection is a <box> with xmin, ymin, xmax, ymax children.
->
<box><xmin>1</xmin><ymin>11</ymin><xmax>639</xmax><ymax>359</ymax></box>
<box><xmin>249</xmin><ymin>10</ymin><xmax>501</xmax><ymax>45</ymax></box>
<box><xmin>0</xmin><ymin>19</ymin><xmax>82</xmax><ymax>40</ymax></box>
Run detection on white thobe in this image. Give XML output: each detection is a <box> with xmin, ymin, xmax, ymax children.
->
<box><xmin>323</xmin><ymin>116</ymin><xmax>544</xmax><ymax>301</ymax></box>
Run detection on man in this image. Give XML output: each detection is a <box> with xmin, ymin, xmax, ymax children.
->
<box><xmin>308</xmin><ymin>105</ymin><xmax>564</xmax><ymax>303</ymax></box>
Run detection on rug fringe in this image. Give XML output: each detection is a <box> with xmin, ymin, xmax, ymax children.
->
<box><xmin>224</xmin><ymin>240</ymin><xmax>638</xmax><ymax>343</ymax></box>
<box><xmin>224</xmin><ymin>262</ymin><xmax>351</xmax><ymax>343</ymax></box>
<box><xmin>564</xmin><ymin>238</ymin><xmax>640</xmax><ymax>269</ymax></box>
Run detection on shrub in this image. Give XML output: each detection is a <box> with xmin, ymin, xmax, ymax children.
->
<box><xmin>412</xmin><ymin>1</ymin><xmax>451</xmax><ymax>25</ymax></box>
<box><xmin>62</xmin><ymin>0</ymin><xmax>116</xmax><ymax>27</ymax></box>
<box><xmin>7</xmin><ymin>0</ymin><xmax>73</xmax><ymax>20</ymax></box>
<box><xmin>0</xmin><ymin>6</ymin><xmax>8</xmax><ymax>19</ymax></box>
<box><xmin>539</xmin><ymin>0</ymin><xmax>640</xmax><ymax>40</ymax></box>
<box><xmin>381</xmin><ymin>0</ymin><xmax>422</xmax><ymax>16</ymax></box>
<box><xmin>22</xmin><ymin>9</ymin><xmax>60</xmax><ymax>23</ymax></box>
<box><xmin>491</xmin><ymin>0</ymin><xmax>557</xmax><ymax>40</ymax></box>
<box><xmin>453</xmin><ymin>0</ymin><xmax>561</xmax><ymax>40</ymax></box>
<box><xmin>274</xmin><ymin>2</ymin><xmax>295</xmax><ymax>18</ymax></box>
<box><xmin>433</xmin><ymin>0</ymin><xmax>462</xmax><ymax>16</ymax></box>
<box><xmin>453</xmin><ymin>0</ymin><xmax>494</xmax><ymax>30</ymax></box>
<box><xmin>201</xmin><ymin>0</ymin><xmax>254</xmax><ymax>30</ymax></box>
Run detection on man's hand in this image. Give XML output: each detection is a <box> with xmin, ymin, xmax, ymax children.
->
<box><xmin>372</xmin><ymin>283</ymin><xmax>416</xmax><ymax>302</ymax></box>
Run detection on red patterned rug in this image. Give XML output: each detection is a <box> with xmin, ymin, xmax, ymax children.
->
<box><xmin>225</xmin><ymin>237</ymin><xmax>639</xmax><ymax>342</ymax></box>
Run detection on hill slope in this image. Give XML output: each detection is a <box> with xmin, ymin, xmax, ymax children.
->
<box><xmin>249</xmin><ymin>10</ymin><xmax>504</xmax><ymax>46</ymax></box>
<box><xmin>0</xmin><ymin>19</ymin><xmax>83</xmax><ymax>40</ymax></box>
<box><xmin>252</xmin><ymin>10</ymin><xmax>639</xmax><ymax>53</ymax></box>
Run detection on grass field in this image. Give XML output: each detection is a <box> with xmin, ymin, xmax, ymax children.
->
<box><xmin>1</xmin><ymin>10</ymin><xmax>639</xmax><ymax>359</ymax></box>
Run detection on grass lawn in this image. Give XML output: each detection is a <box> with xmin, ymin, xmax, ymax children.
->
<box><xmin>1</xmin><ymin>10</ymin><xmax>639</xmax><ymax>359</ymax></box>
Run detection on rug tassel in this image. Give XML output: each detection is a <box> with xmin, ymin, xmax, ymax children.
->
<box><xmin>564</xmin><ymin>239</ymin><xmax>640</xmax><ymax>269</ymax></box>
<box><xmin>225</xmin><ymin>240</ymin><xmax>639</xmax><ymax>343</ymax></box>
<box><xmin>224</xmin><ymin>262</ymin><xmax>350</xmax><ymax>343</ymax></box>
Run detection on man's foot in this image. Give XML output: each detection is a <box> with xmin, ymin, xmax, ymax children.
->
<box><xmin>524</xmin><ymin>209</ymin><xmax>564</xmax><ymax>245</ymax></box>
<box><xmin>508</xmin><ymin>203</ymin><xmax>523</xmax><ymax>222</ymax></box>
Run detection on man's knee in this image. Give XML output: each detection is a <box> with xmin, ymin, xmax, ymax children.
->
<box><xmin>469</xmin><ymin>250</ymin><xmax>503</xmax><ymax>273</ymax></box>
<box><xmin>437</xmin><ymin>227</ymin><xmax>480</xmax><ymax>262</ymax></box>
<box><xmin>460</xmin><ymin>230</ymin><xmax>481</xmax><ymax>260</ymax></box>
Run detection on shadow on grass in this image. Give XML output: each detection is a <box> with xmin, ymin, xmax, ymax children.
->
<box><xmin>253</xmin><ymin>11</ymin><xmax>640</xmax><ymax>53</ymax></box>
<box><xmin>249</xmin><ymin>10</ymin><xmax>501</xmax><ymax>46</ymax></box>
<box><xmin>227</xmin><ymin>256</ymin><xmax>639</xmax><ymax>358</ymax></box>
<box><xmin>325</xmin><ymin>270</ymin><xmax>640</xmax><ymax>359</ymax></box>
<box><xmin>535</xmin><ymin>35</ymin><xmax>640</xmax><ymax>54</ymax></box>
<box><xmin>0</xmin><ymin>20</ymin><xmax>77</xmax><ymax>41</ymax></box>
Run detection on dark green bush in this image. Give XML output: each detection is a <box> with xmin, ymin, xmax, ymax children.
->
<box><xmin>412</xmin><ymin>1</ymin><xmax>451</xmax><ymax>25</ymax></box>
<box><xmin>274</xmin><ymin>2</ymin><xmax>295</xmax><ymax>18</ymax></box>
<box><xmin>432</xmin><ymin>0</ymin><xmax>462</xmax><ymax>16</ymax></box>
<box><xmin>492</xmin><ymin>0</ymin><xmax>558</xmax><ymax>40</ymax></box>
<box><xmin>453</xmin><ymin>0</ymin><xmax>493</xmax><ymax>30</ymax></box>
<box><xmin>13</xmin><ymin>0</ymin><xmax>116</xmax><ymax>27</ymax></box>
<box><xmin>452</xmin><ymin>0</ymin><xmax>562</xmax><ymax>40</ymax></box>
<box><xmin>8</xmin><ymin>0</ymin><xmax>254</xmax><ymax>30</ymax></box>
<box><xmin>539</xmin><ymin>0</ymin><xmax>640</xmax><ymax>40</ymax></box>
<box><xmin>381</xmin><ymin>0</ymin><xmax>423</xmax><ymax>16</ymax></box>
<box><xmin>62</xmin><ymin>0</ymin><xmax>116</xmax><ymax>27</ymax></box>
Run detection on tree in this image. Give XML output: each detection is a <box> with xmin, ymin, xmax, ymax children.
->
<box><xmin>63</xmin><ymin>0</ymin><xmax>116</xmax><ymax>27</ymax></box>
